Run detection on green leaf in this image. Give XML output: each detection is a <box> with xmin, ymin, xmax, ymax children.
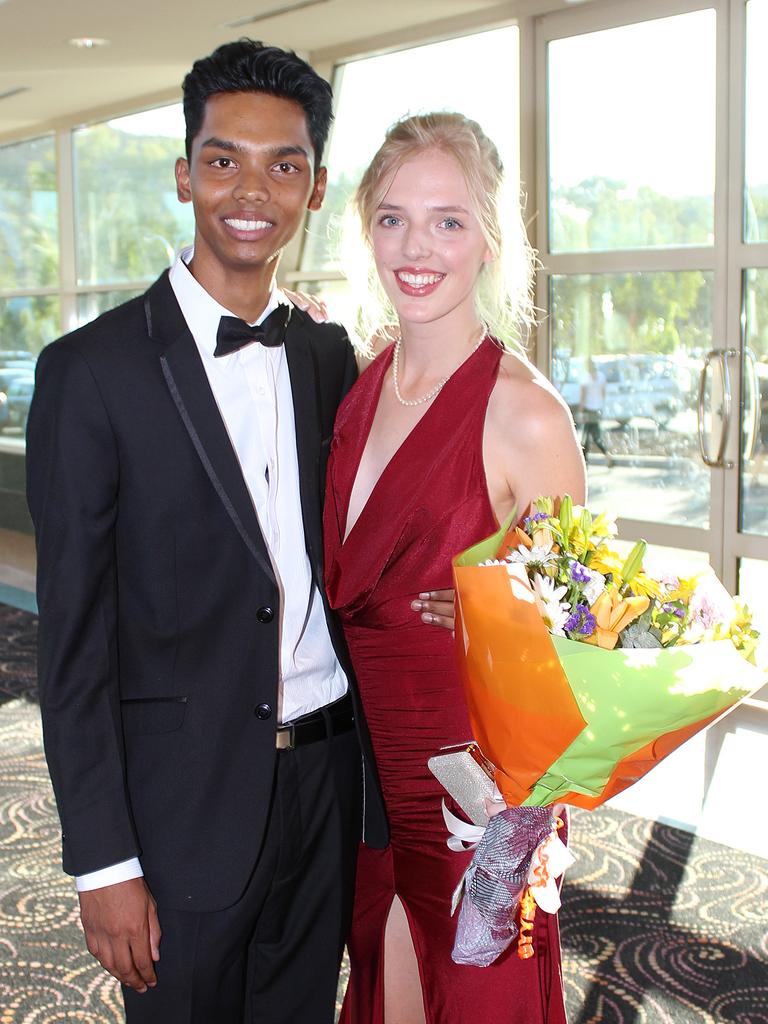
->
<box><xmin>559</xmin><ymin>495</ymin><xmax>573</xmax><ymax>537</ymax></box>
<box><xmin>621</xmin><ymin>540</ymin><xmax>647</xmax><ymax>589</ymax></box>
<box><xmin>454</xmin><ymin>510</ymin><xmax>518</xmax><ymax>567</ymax></box>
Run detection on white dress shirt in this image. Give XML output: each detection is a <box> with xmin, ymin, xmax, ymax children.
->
<box><xmin>76</xmin><ymin>249</ymin><xmax>347</xmax><ymax>892</ymax></box>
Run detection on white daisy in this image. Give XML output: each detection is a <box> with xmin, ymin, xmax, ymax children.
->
<box><xmin>531</xmin><ymin>573</ymin><xmax>570</xmax><ymax>636</ymax></box>
<box><xmin>506</xmin><ymin>541</ymin><xmax>558</xmax><ymax>570</ymax></box>
<box><xmin>582</xmin><ymin>570</ymin><xmax>606</xmax><ymax>606</ymax></box>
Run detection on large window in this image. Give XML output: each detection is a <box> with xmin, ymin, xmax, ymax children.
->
<box><xmin>0</xmin><ymin>104</ymin><xmax>191</xmax><ymax>533</ymax></box>
<box><xmin>548</xmin><ymin>11</ymin><xmax>716</xmax><ymax>253</ymax></box>
<box><xmin>74</xmin><ymin>105</ymin><xmax>192</xmax><ymax>287</ymax></box>
<box><xmin>740</xmin><ymin>1</ymin><xmax>768</xmax><ymax>543</ymax></box>
<box><xmin>745</xmin><ymin>0</ymin><xmax>768</xmax><ymax>243</ymax></box>
<box><xmin>297</xmin><ymin>25</ymin><xmax>521</xmax><ymax>315</ymax></box>
<box><xmin>740</xmin><ymin>268</ymin><xmax>768</xmax><ymax>536</ymax></box>
<box><xmin>0</xmin><ymin>135</ymin><xmax>58</xmax><ymax>293</ymax></box>
<box><xmin>0</xmin><ymin>135</ymin><xmax>60</xmax><ymax>442</ymax></box>
<box><xmin>544</xmin><ymin>9</ymin><xmax>718</xmax><ymax>538</ymax></box>
<box><xmin>0</xmin><ymin>134</ymin><xmax>60</xmax><ymax>529</ymax></box>
<box><xmin>551</xmin><ymin>271</ymin><xmax>712</xmax><ymax>528</ymax></box>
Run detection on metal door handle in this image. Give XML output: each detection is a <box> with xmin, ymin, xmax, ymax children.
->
<box><xmin>743</xmin><ymin>347</ymin><xmax>760</xmax><ymax>461</ymax></box>
<box><xmin>698</xmin><ymin>349</ymin><xmax>736</xmax><ymax>468</ymax></box>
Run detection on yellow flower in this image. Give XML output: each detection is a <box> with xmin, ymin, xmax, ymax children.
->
<box><xmin>664</xmin><ymin>575</ymin><xmax>698</xmax><ymax>602</ymax></box>
<box><xmin>590</xmin><ymin>511</ymin><xmax>618</xmax><ymax>540</ymax></box>
<box><xmin>587</xmin><ymin>546</ymin><xmax>624</xmax><ymax>577</ymax></box>
<box><xmin>731</xmin><ymin>600</ymin><xmax>755</xmax><ymax>630</ymax></box>
<box><xmin>629</xmin><ymin>572</ymin><xmax>664</xmax><ymax>601</ymax></box>
<box><xmin>561</xmin><ymin>525</ymin><xmax>590</xmax><ymax>557</ymax></box>
<box><xmin>533</xmin><ymin>496</ymin><xmax>555</xmax><ymax>516</ymax></box>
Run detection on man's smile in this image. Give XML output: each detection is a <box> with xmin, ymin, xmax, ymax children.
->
<box><xmin>222</xmin><ymin>216</ymin><xmax>275</xmax><ymax>239</ymax></box>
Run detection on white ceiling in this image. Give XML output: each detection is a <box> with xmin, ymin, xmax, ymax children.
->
<box><xmin>0</xmin><ymin>0</ymin><xmax>530</xmax><ymax>141</ymax></box>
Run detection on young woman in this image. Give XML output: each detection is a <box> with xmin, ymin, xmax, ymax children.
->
<box><xmin>324</xmin><ymin>113</ymin><xmax>586</xmax><ymax>1023</ymax></box>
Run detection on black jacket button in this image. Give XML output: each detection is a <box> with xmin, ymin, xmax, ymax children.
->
<box><xmin>256</xmin><ymin>606</ymin><xmax>274</xmax><ymax>623</ymax></box>
<box><xmin>255</xmin><ymin>703</ymin><xmax>272</xmax><ymax>720</ymax></box>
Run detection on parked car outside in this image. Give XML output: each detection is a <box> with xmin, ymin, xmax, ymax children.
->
<box><xmin>551</xmin><ymin>350</ymin><xmax>686</xmax><ymax>427</ymax></box>
<box><xmin>0</xmin><ymin>367</ymin><xmax>35</xmax><ymax>392</ymax></box>
<box><xmin>4</xmin><ymin>375</ymin><xmax>34</xmax><ymax>432</ymax></box>
<box><xmin>0</xmin><ymin>349</ymin><xmax>35</xmax><ymax>364</ymax></box>
<box><xmin>625</xmin><ymin>354</ymin><xmax>686</xmax><ymax>427</ymax></box>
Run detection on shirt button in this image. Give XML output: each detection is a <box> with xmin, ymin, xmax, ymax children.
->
<box><xmin>256</xmin><ymin>606</ymin><xmax>274</xmax><ymax>624</ymax></box>
<box><xmin>254</xmin><ymin>703</ymin><xmax>272</xmax><ymax>720</ymax></box>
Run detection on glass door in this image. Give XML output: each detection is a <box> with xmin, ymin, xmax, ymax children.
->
<box><xmin>727</xmin><ymin>0</ymin><xmax>768</xmax><ymax>668</ymax></box>
<box><xmin>535</xmin><ymin>0</ymin><xmax>768</xmax><ymax>834</ymax></box>
<box><xmin>538</xmin><ymin>2</ymin><xmax>720</xmax><ymax>569</ymax></box>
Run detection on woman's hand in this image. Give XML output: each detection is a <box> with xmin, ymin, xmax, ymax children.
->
<box><xmin>484</xmin><ymin>796</ymin><xmax>507</xmax><ymax>819</ymax></box>
<box><xmin>411</xmin><ymin>589</ymin><xmax>454</xmax><ymax>631</ymax></box>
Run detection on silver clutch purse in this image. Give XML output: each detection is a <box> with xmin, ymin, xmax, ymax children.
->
<box><xmin>427</xmin><ymin>742</ymin><xmax>498</xmax><ymax>827</ymax></box>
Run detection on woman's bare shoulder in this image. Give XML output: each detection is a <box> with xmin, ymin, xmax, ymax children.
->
<box><xmin>487</xmin><ymin>348</ymin><xmax>585</xmax><ymax>507</ymax></box>
<box><xmin>491</xmin><ymin>349</ymin><xmax>574</xmax><ymax>435</ymax></box>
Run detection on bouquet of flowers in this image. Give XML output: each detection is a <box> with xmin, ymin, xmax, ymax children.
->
<box><xmin>448</xmin><ymin>495</ymin><xmax>765</xmax><ymax>967</ymax></box>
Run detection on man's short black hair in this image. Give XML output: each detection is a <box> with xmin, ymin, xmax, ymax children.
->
<box><xmin>182</xmin><ymin>39</ymin><xmax>334</xmax><ymax>165</ymax></box>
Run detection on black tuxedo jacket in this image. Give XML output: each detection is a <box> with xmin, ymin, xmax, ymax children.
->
<box><xmin>26</xmin><ymin>270</ymin><xmax>387</xmax><ymax>912</ymax></box>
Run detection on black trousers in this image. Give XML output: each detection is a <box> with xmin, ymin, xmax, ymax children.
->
<box><xmin>123</xmin><ymin>725</ymin><xmax>362</xmax><ymax>1024</ymax></box>
<box><xmin>581</xmin><ymin>411</ymin><xmax>610</xmax><ymax>457</ymax></box>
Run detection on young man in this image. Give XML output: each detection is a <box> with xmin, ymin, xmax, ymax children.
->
<box><xmin>27</xmin><ymin>39</ymin><xmax>449</xmax><ymax>1023</ymax></box>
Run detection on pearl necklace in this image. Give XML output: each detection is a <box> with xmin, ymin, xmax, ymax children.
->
<box><xmin>391</xmin><ymin>328</ymin><xmax>486</xmax><ymax>407</ymax></box>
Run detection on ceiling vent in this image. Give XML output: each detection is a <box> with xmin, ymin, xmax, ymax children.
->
<box><xmin>223</xmin><ymin>0</ymin><xmax>330</xmax><ymax>29</ymax></box>
<box><xmin>0</xmin><ymin>86</ymin><xmax>29</xmax><ymax>103</ymax></box>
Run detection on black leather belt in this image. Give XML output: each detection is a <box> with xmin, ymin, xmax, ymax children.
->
<box><xmin>275</xmin><ymin>691</ymin><xmax>354</xmax><ymax>751</ymax></box>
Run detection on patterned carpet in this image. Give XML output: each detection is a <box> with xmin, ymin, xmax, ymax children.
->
<box><xmin>1</xmin><ymin>604</ymin><xmax>767</xmax><ymax>1022</ymax></box>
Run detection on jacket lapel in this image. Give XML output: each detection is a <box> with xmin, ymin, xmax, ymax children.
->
<box><xmin>145</xmin><ymin>272</ymin><xmax>276</xmax><ymax>585</ymax></box>
<box><xmin>283</xmin><ymin>315</ymin><xmax>323</xmax><ymax>580</ymax></box>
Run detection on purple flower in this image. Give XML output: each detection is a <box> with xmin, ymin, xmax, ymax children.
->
<box><xmin>662</xmin><ymin>602</ymin><xmax>685</xmax><ymax>619</ymax></box>
<box><xmin>523</xmin><ymin>511</ymin><xmax>550</xmax><ymax>530</ymax></box>
<box><xmin>564</xmin><ymin>603</ymin><xmax>597</xmax><ymax>637</ymax></box>
<box><xmin>570</xmin><ymin>561</ymin><xmax>592</xmax><ymax>584</ymax></box>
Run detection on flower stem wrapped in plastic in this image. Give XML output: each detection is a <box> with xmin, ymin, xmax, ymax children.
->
<box><xmin>449</xmin><ymin>496</ymin><xmax>765</xmax><ymax>966</ymax></box>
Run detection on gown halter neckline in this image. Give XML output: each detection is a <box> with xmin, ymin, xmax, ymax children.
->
<box><xmin>325</xmin><ymin>336</ymin><xmax>503</xmax><ymax>616</ymax></box>
<box><xmin>336</xmin><ymin>337</ymin><xmax>500</xmax><ymax>533</ymax></box>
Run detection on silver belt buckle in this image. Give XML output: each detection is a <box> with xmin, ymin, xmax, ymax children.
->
<box><xmin>275</xmin><ymin>724</ymin><xmax>295</xmax><ymax>751</ymax></box>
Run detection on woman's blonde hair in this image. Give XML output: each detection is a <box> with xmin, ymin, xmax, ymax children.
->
<box><xmin>343</xmin><ymin>111</ymin><xmax>536</xmax><ymax>354</ymax></box>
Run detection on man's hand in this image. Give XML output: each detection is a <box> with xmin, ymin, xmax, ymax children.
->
<box><xmin>411</xmin><ymin>589</ymin><xmax>455</xmax><ymax>632</ymax></box>
<box><xmin>283</xmin><ymin>288</ymin><xmax>329</xmax><ymax>323</ymax></box>
<box><xmin>79</xmin><ymin>877</ymin><xmax>161</xmax><ymax>993</ymax></box>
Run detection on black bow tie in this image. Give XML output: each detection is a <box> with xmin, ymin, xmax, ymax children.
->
<box><xmin>214</xmin><ymin>303</ymin><xmax>291</xmax><ymax>358</ymax></box>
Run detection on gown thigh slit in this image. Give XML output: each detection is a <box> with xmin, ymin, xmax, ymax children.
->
<box><xmin>325</xmin><ymin>338</ymin><xmax>568</xmax><ymax>1024</ymax></box>
<box><xmin>384</xmin><ymin>896</ymin><xmax>429</xmax><ymax>1024</ymax></box>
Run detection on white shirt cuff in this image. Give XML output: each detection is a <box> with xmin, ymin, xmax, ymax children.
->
<box><xmin>75</xmin><ymin>857</ymin><xmax>144</xmax><ymax>892</ymax></box>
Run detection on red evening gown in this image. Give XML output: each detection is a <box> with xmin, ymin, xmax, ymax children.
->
<box><xmin>324</xmin><ymin>337</ymin><xmax>568</xmax><ymax>1024</ymax></box>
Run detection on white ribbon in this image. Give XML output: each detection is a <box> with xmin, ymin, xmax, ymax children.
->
<box><xmin>441</xmin><ymin>800</ymin><xmax>487</xmax><ymax>852</ymax></box>
<box><xmin>526</xmin><ymin>831</ymin><xmax>576</xmax><ymax>914</ymax></box>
